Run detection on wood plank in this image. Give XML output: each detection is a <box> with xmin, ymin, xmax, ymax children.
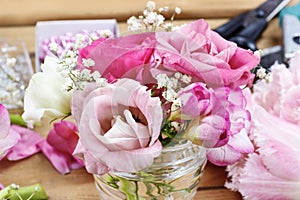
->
<box><xmin>196</xmin><ymin>188</ymin><xmax>242</xmax><ymax>200</ymax></box>
<box><xmin>0</xmin><ymin>153</ymin><xmax>241</xmax><ymax>200</ymax></box>
<box><xmin>0</xmin><ymin>0</ymin><xmax>266</xmax><ymax>26</ymax></box>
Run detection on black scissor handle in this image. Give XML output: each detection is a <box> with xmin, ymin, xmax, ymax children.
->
<box><xmin>229</xmin><ymin>19</ymin><xmax>267</xmax><ymax>51</ymax></box>
<box><xmin>214</xmin><ymin>13</ymin><xmax>247</xmax><ymax>39</ymax></box>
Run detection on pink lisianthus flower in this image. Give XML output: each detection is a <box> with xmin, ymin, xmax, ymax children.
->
<box><xmin>72</xmin><ymin>78</ymin><xmax>163</xmax><ymax>175</ymax></box>
<box><xmin>178</xmin><ymin>82</ymin><xmax>213</xmax><ymax>119</ymax></box>
<box><xmin>205</xmin><ymin>87</ymin><xmax>253</xmax><ymax>166</ymax></box>
<box><xmin>179</xmin><ymin>85</ymin><xmax>253</xmax><ymax>165</ymax></box>
<box><xmin>38</xmin><ymin>121</ymin><xmax>84</xmax><ymax>175</ymax></box>
<box><xmin>77</xmin><ymin>19</ymin><xmax>259</xmax><ymax>88</ymax></box>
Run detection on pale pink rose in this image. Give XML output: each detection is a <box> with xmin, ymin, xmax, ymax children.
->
<box><xmin>39</xmin><ymin>121</ymin><xmax>84</xmax><ymax>175</ymax></box>
<box><xmin>178</xmin><ymin>82</ymin><xmax>213</xmax><ymax>118</ymax></box>
<box><xmin>154</xmin><ymin>19</ymin><xmax>259</xmax><ymax>88</ymax></box>
<box><xmin>226</xmin><ymin>106</ymin><xmax>300</xmax><ymax>199</ymax></box>
<box><xmin>72</xmin><ymin>78</ymin><xmax>163</xmax><ymax>175</ymax></box>
<box><xmin>0</xmin><ymin>104</ymin><xmax>20</xmax><ymax>159</ymax></box>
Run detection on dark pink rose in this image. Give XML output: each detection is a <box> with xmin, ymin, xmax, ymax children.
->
<box><xmin>78</xmin><ymin>33</ymin><xmax>156</xmax><ymax>83</ymax></box>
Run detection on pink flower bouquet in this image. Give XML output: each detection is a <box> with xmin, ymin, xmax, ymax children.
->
<box><xmin>21</xmin><ymin>1</ymin><xmax>260</xmax><ymax>199</ymax></box>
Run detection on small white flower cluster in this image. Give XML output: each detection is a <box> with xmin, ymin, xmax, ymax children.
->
<box><xmin>156</xmin><ymin>72</ymin><xmax>191</xmax><ymax>107</ymax></box>
<box><xmin>0</xmin><ymin>43</ymin><xmax>32</xmax><ymax>109</ymax></box>
<box><xmin>50</xmin><ymin>34</ymin><xmax>108</xmax><ymax>92</ymax></box>
<box><xmin>40</xmin><ymin>29</ymin><xmax>114</xmax><ymax>63</ymax></box>
<box><xmin>127</xmin><ymin>1</ymin><xmax>182</xmax><ymax>32</ymax></box>
<box><xmin>256</xmin><ymin>66</ymin><xmax>272</xmax><ymax>83</ymax></box>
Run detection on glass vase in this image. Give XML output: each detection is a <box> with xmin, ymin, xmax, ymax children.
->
<box><xmin>94</xmin><ymin>140</ymin><xmax>207</xmax><ymax>200</ymax></box>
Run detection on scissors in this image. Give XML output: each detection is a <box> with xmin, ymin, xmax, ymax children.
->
<box><xmin>260</xmin><ymin>1</ymin><xmax>300</xmax><ymax>68</ymax></box>
<box><xmin>214</xmin><ymin>0</ymin><xmax>292</xmax><ymax>51</ymax></box>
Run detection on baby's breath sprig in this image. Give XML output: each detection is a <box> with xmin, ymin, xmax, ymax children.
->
<box><xmin>49</xmin><ymin>33</ymin><xmax>108</xmax><ymax>92</ymax></box>
<box><xmin>127</xmin><ymin>1</ymin><xmax>182</xmax><ymax>32</ymax></box>
<box><xmin>155</xmin><ymin>72</ymin><xmax>191</xmax><ymax>108</ymax></box>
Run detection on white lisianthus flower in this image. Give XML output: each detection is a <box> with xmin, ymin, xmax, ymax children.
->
<box><xmin>22</xmin><ymin>56</ymin><xmax>72</xmax><ymax>127</ymax></box>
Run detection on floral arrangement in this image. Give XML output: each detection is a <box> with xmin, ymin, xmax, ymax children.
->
<box><xmin>1</xmin><ymin>1</ymin><xmax>262</xmax><ymax>199</ymax></box>
<box><xmin>22</xmin><ymin>1</ymin><xmax>259</xmax><ymax>173</ymax></box>
<box><xmin>225</xmin><ymin>52</ymin><xmax>300</xmax><ymax>200</ymax></box>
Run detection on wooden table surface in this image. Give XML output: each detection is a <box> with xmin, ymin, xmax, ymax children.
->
<box><xmin>0</xmin><ymin>0</ymin><xmax>296</xmax><ymax>199</ymax></box>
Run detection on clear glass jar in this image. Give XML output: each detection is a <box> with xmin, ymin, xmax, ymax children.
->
<box><xmin>94</xmin><ymin>140</ymin><xmax>207</xmax><ymax>200</ymax></box>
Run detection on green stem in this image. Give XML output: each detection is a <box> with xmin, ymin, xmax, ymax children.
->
<box><xmin>118</xmin><ymin>177</ymin><xmax>138</xmax><ymax>200</ymax></box>
<box><xmin>10</xmin><ymin>114</ymin><xmax>27</xmax><ymax>127</ymax></box>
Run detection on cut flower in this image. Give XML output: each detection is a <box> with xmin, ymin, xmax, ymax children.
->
<box><xmin>72</xmin><ymin>78</ymin><xmax>163</xmax><ymax>175</ymax></box>
<box><xmin>226</xmin><ymin>52</ymin><xmax>300</xmax><ymax>199</ymax></box>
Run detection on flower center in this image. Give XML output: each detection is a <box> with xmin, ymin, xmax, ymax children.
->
<box><xmin>129</xmin><ymin>106</ymin><xmax>148</xmax><ymax>126</ymax></box>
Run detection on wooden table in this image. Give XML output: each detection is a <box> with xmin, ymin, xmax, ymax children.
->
<box><xmin>0</xmin><ymin>0</ymin><xmax>295</xmax><ymax>199</ymax></box>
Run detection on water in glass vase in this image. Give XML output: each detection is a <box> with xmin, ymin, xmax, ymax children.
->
<box><xmin>94</xmin><ymin>140</ymin><xmax>207</xmax><ymax>200</ymax></box>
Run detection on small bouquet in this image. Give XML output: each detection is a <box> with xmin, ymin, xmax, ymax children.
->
<box><xmin>19</xmin><ymin>1</ymin><xmax>259</xmax><ymax>199</ymax></box>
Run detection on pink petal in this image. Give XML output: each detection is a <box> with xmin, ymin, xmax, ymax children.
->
<box><xmin>206</xmin><ymin>144</ymin><xmax>242</xmax><ymax>166</ymax></box>
<box><xmin>47</xmin><ymin>121</ymin><xmax>79</xmax><ymax>153</ymax></box>
<box><xmin>5</xmin><ymin>125</ymin><xmax>43</xmax><ymax>160</ymax></box>
<box><xmin>0</xmin><ymin>104</ymin><xmax>10</xmax><ymax>138</ymax></box>
<box><xmin>252</xmin><ymin>106</ymin><xmax>300</xmax><ymax>180</ymax></box>
<box><xmin>38</xmin><ymin>140</ymin><xmax>84</xmax><ymax>175</ymax></box>
<box><xmin>226</xmin><ymin>154</ymin><xmax>300</xmax><ymax>200</ymax></box>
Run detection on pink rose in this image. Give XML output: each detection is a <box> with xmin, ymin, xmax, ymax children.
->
<box><xmin>72</xmin><ymin>78</ymin><xmax>163</xmax><ymax>175</ymax></box>
<box><xmin>78</xmin><ymin>20</ymin><xmax>259</xmax><ymax>88</ymax></box>
<box><xmin>77</xmin><ymin>33</ymin><xmax>156</xmax><ymax>83</ymax></box>
<box><xmin>154</xmin><ymin>19</ymin><xmax>259</xmax><ymax>88</ymax></box>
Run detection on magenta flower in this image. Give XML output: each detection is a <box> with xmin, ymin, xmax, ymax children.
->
<box><xmin>72</xmin><ymin>78</ymin><xmax>163</xmax><ymax>175</ymax></box>
<box><xmin>39</xmin><ymin>121</ymin><xmax>84</xmax><ymax>175</ymax></box>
